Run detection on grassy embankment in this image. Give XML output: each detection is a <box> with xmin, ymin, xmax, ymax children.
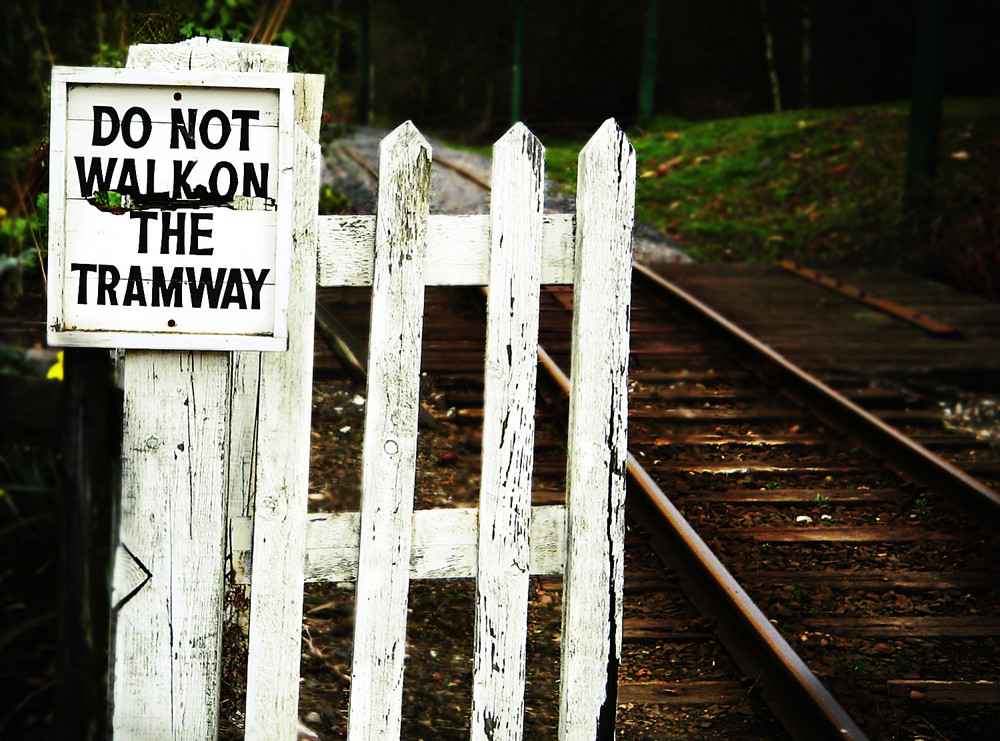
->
<box><xmin>542</xmin><ymin>99</ymin><xmax>1000</xmax><ymax>297</ymax></box>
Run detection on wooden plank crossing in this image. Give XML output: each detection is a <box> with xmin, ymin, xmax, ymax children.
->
<box><xmin>887</xmin><ymin>680</ymin><xmax>1000</xmax><ymax>703</ymax></box>
<box><xmin>803</xmin><ymin>616</ymin><xmax>1000</xmax><ymax>637</ymax></box>
<box><xmin>618</xmin><ymin>681</ymin><xmax>751</xmax><ymax>705</ymax></box>
<box><xmin>654</xmin><ymin>264</ymin><xmax>1000</xmax><ymax>386</ymax></box>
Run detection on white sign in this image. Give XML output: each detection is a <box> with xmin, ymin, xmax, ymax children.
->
<box><xmin>47</xmin><ymin>67</ymin><xmax>295</xmax><ymax>351</ymax></box>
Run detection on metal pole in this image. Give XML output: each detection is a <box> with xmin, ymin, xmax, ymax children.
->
<box><xmin>511</xmin><ymin>0</ymin><xmax>524</xmax><ymax>125</ymax></box>
<box><xmin>638</xmin><ymin>0</ymin><xmax>660</xmax><ymax>125</ymax></box>
<box><xmin>902</xmin><ymin>0</ymin><xmax>947</xmax><ymax>245</ymax></box>
<box><xmin>358</xmin><ymin>0</ymin><xmax>371</xmax><ymax>124</ymax></box>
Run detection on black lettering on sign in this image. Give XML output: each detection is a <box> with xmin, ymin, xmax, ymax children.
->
<box><xmin>184</xmin><ymin>267</ymin><xmax>269</xmax><ymax>310</ymax></box>
<box><xmin>91</xmin><ymin>106</ymin><xmax>120</xmax><ymax>146</ymax></box>
<box><xmin>189</xmin><ymin>213</ymin><xmax>214</xmax><ymax>256</ymax></box>
<box><xmin>172</xmin><ymin>160</ymin><xmax>197</xmax><ymax>200</ymax></box>
<box><xmin>199</xmin><ymin>109</ymin><xmax>231</xmax><ymax>150</ymax></box>
<box><xmin>69</xmin><ymin>263</ymin><xmax>97</xmax><ymax>303</ymax></box>
<box><xmin>160</xmin><ymin>212</ymin><xmax>187</xmax><ymax>255</ymax></box>
<box><xmin>75</xmin><ymin>157</ymin><xmax>158</xmax><ymax>199</ymax></box>
<box><xmin>137</xmin><ymin>211</ymin><xmax>215</xmax><ymax>255</ymax></box>
<box><xmin>221</xmin><ymin>267</ymin><xmax>247</xmax><ymax>310</ymax></box>
<box><xmin>209</xmin><ymin>162</ymin><xmax>238</xmax><ymax>199</ymax></box>
<box><xmin>116</xmin><ymin>159</ymin><xmax>140</xmax><ymax>196</ymax></box>
<box><xmin>75</xmin><ymin>157</ymin><xmax>117</xmax><ymax>198</ymax></box>
<box><xmin>243</xmin><ymin>163</ymin><xmax>268</xmax><ymax>198</ymax></box>
<box><xmin>243</xmin><ymin>268</ymin><xmax>269</xmax><ymax>310</ymax></box>
<box><xmin>92</xmin><ymin>106</ymin><xmax>151</xmax><ymax>149</ymax></box>
<box><xmin>120</xmin><ymin>107</ymin><xmax>152</xmax><ymax>148</ymax></box>
<box><xmin>231</xmin><ymin>110</ymin><xmax>260</xmax><ymax>151</ymax></box>
<box><xmin>170</xmin><ymin>109</ymin><xmax>197</xmax><ymax>149</ymax></box>
<box><xmin>97</xmin><ymin>265</ymin><xmax>120</xmax><ymax>305</ymax></box>
<box><xmin>168</xmin><ymin>108</ymin><xmax>261</xmax><ymax>151</ymax></box>
<box><xmin>131</xmin><ymin>211</ymin><xmax>157</xmax><ymax>253</ymax></box>
<box><xmin>67</xmin><ymin>264</ymin><xmax>269</xmax><ymax>309</ymax></box>
<box><xmin>123</xmin><ymin>265</ymin><xmax>146</xmax><ymax>306</ymax></box>
<box><xmin>186</xmin><ymin>266</ymin><xmax>226</xmax><ymax>308</ymax></box>
<box><xmin>152</xmin><ymin>266</ymin><xmax>184</xmax><ymax>307</ymax></box>
<box><xmin>76</xmin><ymin>157</ymin><xmax>271</xmax><ymax>204</ymax></box>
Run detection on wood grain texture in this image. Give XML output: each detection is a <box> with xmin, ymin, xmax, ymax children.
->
<box><xmin>558</xmin><ymin>119</ymin><xmax>635</xmax><ymax>741</ymax></box>
<box><xmin>471</xmin><ymin>123</ymin><xmax>546</xmax><ymax>741</ymax></box>
<box><xmin>46</xmin><ymin>73</ymin><xmax>68</xmax><ymax>338</ymax></box>
<box><xmin>317</xmin><ymin>213</ymin><xmax>575</xmax><ymax>287</ymax></box>
<box><xmin>243</xmin><ymin>73</ymin><xmax>324</xmax><ymax>741</ymax></box>
<box><xmin>347</xmin><ymin>122</ymin><xmax>432</xmax><ymax>741</ymax></box>
<box><xmin>110</xmin><ymin>40</ymin><xmax>291</xmax><ymax>741</ymax></box>
<box><xmin>113</xmin><ymin>349</ymin><xmax>232</xmax><ymax>739</ymax></box>
<box><xmin>300</xmin><ymin>506</ymin><xmax>566</xmax><ymax>583</ymax></box>
<box><xmin>127</xmin><ymin>37</ymin><xmax>289</xmax><ymax>73</ymax></box>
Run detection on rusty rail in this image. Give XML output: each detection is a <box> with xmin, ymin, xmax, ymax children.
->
<box><xmin>776</xmin><ymin>260</ymin><xmax>958</xmax><ymax>336</ymax></box>
<box><xmin>635</xmin><ymin>261</ymin><xmax>1000</xmax><ymax>520</ymax></box>
<box><xmin>537</xmin><ymin>343</ymin><xmax>869</xmax><ymax>741</ymax></box>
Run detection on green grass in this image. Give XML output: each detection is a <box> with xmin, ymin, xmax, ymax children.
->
<box><xmin>540</xmin><ymin>98</ymin><xmax>1000</xmax><ymax>273</ymax></box>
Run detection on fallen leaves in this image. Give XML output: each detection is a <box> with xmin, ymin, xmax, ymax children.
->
<box><xmin>641</xmin><ymin>155</ymin><xmax>685</xmax><ymax>178</ymax></box>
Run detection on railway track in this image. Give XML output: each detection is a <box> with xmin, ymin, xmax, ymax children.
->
<box><xmin>296</xmin><ymin>141</ymin><xmax>1000</xmax><ymax>740</ymax></box>
<box><xmin>577</xmin><ymin>273</ymin><xmax>1000</xmax><ymax>740</ymax></box>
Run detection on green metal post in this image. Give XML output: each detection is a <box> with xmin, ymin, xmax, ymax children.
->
<box><xmin>511</xmin><ymin>0</ymin><xmax>524</xmax><ymax>125</ymax></box>
<box><xmin>358</xmin><ymin>0</ymin><xmax>371</xmax><ymax>124</ymax></box>
<box><xmin>902</xmin><ymin>0</ymin><xmax>947</xmax><ymax>244</ymax></box>
<box><xmin>638</xmin><ymin>0</ymin><xmax>660</xmax><ymax>125</ymax></box>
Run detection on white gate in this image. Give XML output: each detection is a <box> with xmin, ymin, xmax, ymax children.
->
<box><xmin>108</xmin><ymin>39</ymin><xmax>635</xmax><ymax>741</ymax></box>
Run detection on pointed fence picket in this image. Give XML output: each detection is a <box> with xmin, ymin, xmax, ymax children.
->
<box><xmin>101</xmin><ymin>39</ymin><xmax>633</xmax><ymax>738</ymax></box>
<box><xmin>347</xmin><ymin>122</ymin><xmax>432</xmax><ymax>739</ymax></box>
<box><xmin>471</xmin><ymin>123</ymin><xmax>545</xmax><ymax>741</ymax></box>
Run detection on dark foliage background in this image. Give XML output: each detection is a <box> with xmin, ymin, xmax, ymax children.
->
<box><xmin>2</xmin><ymin>0</ymin><xmax>999</xmax><ymax>150</ymax></box>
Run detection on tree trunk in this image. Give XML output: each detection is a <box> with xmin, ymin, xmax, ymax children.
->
<box><xmin>637</xmin><ymin>0</ymin><xmax>660</xmax><ymax>125</ymax></box>
<box><xmin>801</xmin><ymin>1</ymin><xmax>812</xmax><ymax>108</ymax></box>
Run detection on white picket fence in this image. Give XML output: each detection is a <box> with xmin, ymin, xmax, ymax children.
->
<box><xmin>109</xmin><ymin>38</ymin><xmax>635</xmax><ymax>741</ymax></box>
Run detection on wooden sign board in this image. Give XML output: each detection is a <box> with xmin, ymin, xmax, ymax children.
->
<box><xmin>47</xmin><ymin>67</ymin><xmax>295</xmax><ymax>351</ymax></box>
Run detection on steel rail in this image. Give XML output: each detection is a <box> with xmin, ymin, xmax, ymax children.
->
<box><xmin>776</xmin><ymin>260</ymin><xmax>958</xmax><ymax>336</ymax></box>
<box><xmin>432</xmin><ymin>155</ymin><xmax>492</xmax><ymax>190</ymax></box>
<box><xmin>334</xmin><ymin>140</ymin><xmax>491</xmax><ymax>190</ymax></box>
<box><xmin>536</xmin><ymin>344</ymin><xmax>868</xmax><ymax>741</ymax></box>
<box><xmin>331</xmin><ymin>141</ymin><xmax>379</xmax><ymax>180</ymax></box>
<box><xmin>633</xmin><ymin>261</ymin><xmax>1000</xmax><ymax>521</ymax></box>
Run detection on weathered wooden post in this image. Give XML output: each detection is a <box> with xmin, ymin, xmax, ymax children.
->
<box><xmin>47</xmin><ymin>38</ymin><xmax>323</xmax><ymax>739</ymax></box>
<box><xmin>344</xmin><ymin>122</ymin><xmax>432</xmax><ymax>739</ymax></box>
<box><xmin>470</xmin><ymin>123</ymin><xmax>545</xmax><ymax>741</ymax></box>
<box><xmin>559</xmin><ymin>118</ymin><xmax>635</xmax><ymax>740</ymax></box>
